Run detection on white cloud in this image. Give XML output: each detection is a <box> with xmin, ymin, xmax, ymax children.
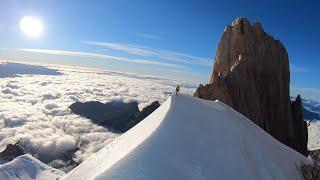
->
<box><xmin>1</xmin><ymin>87</ymin><xmax>20</xmax><ymax>96</ymax></box>
<box><xmin>4</xmin><ymin>82</ymin><xmax>21</xmax><ymax>89</ymax></box>
<box><xmin>290</xmin><ymin>64</ymin><xmax>309</xmax><ymax>73</ymax></box>
<box><xmin>44</xmin><ymin>102</ymin><xmax>59</xmax><ymax>110</ymax></box>
<box><xmin>82</xmin><ymin>41</ymin><xmax>212</xmax><ymax>66</ymax></box>
<box><xmin>19</xmin><ymin>48</ymin><xmax>188</xmax><ymax>70</ymax></box>
<box><xmin>137</xmin><ymin>33</ymin><xmax>162</xmax><ymax>40</ymax></box>
<box><xmin>0</xmin><ymin>64</ymin><xmax>197</xmax><ymax>171</ymax></box>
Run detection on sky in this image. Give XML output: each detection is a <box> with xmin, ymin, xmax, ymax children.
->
<box><xmin>0</xmin><ymin>0</ymin><xmax>319</xmax><ymax>99</ymax></box>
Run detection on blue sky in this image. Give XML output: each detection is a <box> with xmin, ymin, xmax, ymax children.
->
<box><xmin>0</xmin><ymin>0</ymin><xmax>319</xmax><ymax>100</ymax></box>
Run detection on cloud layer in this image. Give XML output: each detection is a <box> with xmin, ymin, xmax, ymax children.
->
<box><xmin>0</xmin><ymin>64</ymin><xmax>197</xmax><ymax>171</ymax></box>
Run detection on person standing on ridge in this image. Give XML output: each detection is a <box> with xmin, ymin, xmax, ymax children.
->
<box><xmin>175</xmin><ymin>85</ymin><xmax>180</xmax><ymax>95</ymax></box>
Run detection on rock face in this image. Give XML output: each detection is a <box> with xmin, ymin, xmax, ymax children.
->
<box><xmin>291</xmin><ymin>95</ymin><xmax>308</xmax><ymax>156</ymax></box>
<box><xmin>0</xmin><ymin>143</ymin><xmax>24</xmax><ymax>161</ymax></box>
<box><xmin>194</xmin><ymin>18</ymin><xmax>308</xmax><ymax>156</ymax></box>
<box><xmin>69</xmin><ymin>101</ymin><xmax>160</xmax><ymax>133</ymax></box>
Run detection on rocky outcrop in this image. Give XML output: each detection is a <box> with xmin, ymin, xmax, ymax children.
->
<box><xmin>301</xmin><ymin>148</ymin><xmax>320</xmax><ymax>179</ymax></box>
<box><xmin>309</xmin><ymin>149</ymin><xmax>320</xmax><ymax>165</ymax></box>
<box><xmin>291</xmin><ymin>95</ymin><xmax>308</xmax><ymax>156</ymax></box>
<box><xmin>194</xmin><ymin>18</ymin><xmax>308</xmax><ymax>156</ymax></box>
<box><xmin>0</xmin><ymin>143</ymin><xmax>24</xmax><ymax>161</ymax></box>
<box><xmin>69</xmin><ymin>101</ymin><xmax>160</xmax><ymax>133</ymax></box>
<box><xmin>136</xmin><ymin>101</ymin><xmax>160</xmax><ymax>121</ymax></box>
<box><xmin>133</xmin><ymin>101</ymin><xmax>160</xmax><ymax>126</ymax></box>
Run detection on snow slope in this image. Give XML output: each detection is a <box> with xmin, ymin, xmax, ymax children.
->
<box><xmin>309</xmin><ymin>120</ymin><xmax>320</xmax><ymax>150</ymax></box>
<box><xmin>0</xmin><ymin>154</ymin><xmax>65</xmax><ymax>180</ymax></box>
<box><xmin>63</xmin><ymin>94</ymin><xmax>310</xmax><ymax>180</ymax></box>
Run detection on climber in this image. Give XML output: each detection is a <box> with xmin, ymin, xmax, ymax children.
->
<box><xmin>175</xmin><ymin>85</ymin><xmax>180</xmax><ymax>95</ymax></box>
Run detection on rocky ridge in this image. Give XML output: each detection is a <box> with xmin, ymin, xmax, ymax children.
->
<box><xmin>69</xmin><ymin>100</ymin><xmax>160</xmax><ymax>133</ymax></box>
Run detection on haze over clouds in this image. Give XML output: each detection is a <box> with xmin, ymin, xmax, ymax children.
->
<box><xmin>82</xmin><ymin>41</ymin><xmax>212</xmax><ymax>66</ymax></box>
<box><xmin>18</xmin><ymin>48</ymin><xmax>187</xmax><ymax>70</ymax></box>
<box><xmin>0</xmin><ymin>63</ymin><xmax>197</xmax><ymax>171</ymax></box>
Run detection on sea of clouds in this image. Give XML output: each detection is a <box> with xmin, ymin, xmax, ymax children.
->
<box><xmin>0</xmin><ymin>64</ymin><xmax>197</xmax><ymax>171</ymax></box>
<box><xmin>1</xmin><ymin>62</ymin><xmax>320</xmax><ymax>172</ymax></box>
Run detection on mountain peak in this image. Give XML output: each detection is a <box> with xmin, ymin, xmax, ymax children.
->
<box><xmin>231</xmin><ymin>17</ymin><xmax>251</xmax><ymax>27</ymax></box>
<box><xmin>195</xmin><ymin>18</ymin><xmax>308</xmax><ymax>156</ymax></box>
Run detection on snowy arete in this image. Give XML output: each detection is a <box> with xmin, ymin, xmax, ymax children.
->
<box><xmin>62</xmin><ymin>94</ymin><xmax>310</xmax><ymax>180</ymax></box>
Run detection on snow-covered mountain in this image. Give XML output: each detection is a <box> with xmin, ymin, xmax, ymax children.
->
<box><xmin>302</xmin><ymin>99</ymin><xmax>320</xmax><ymax>113</ymax></box>
<box><xmin>0</xmin><ymin>154</ymin><xmax>65</xmax><ymax>180</ymax></box>
<box><xmin>302</xmin><ymin>99</ymin><xmax>320</xmax><ymax>121</ymax></box>
<box><xmin>63</xmin><ymin>94</ymin><xmax>310</xmax><ymax>180</ymax></box>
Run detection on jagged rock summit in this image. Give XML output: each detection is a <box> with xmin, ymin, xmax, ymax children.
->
<box><xmin>194</xmin><ymin>18</ymin><xmax>308</xmax><ymax>155</ymax></box>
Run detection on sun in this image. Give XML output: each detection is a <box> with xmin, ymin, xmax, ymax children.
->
<box><xmin>19</xmin><ymin>16</ymin><xmax>43</xmax><ymax>38</ymax></box>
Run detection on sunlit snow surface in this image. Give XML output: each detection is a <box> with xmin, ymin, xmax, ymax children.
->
<box><xmin>63</xmin><ymin>94</ymin><xmax>310</xmax><ymax>180</ymax></box>
<box><xmin>0</xmin><ymin>63</ymin><xmax>197</xmax><ymax>169</ymax></box>
<box><xmin>0</xmin><ymin>154</ymin><xmax>65</xmax><ymax>180</ymax></box>
<box><xmin>308</xmin><ymin>121</ymin><xmax>320</xmax><ymax>150</ymax></box>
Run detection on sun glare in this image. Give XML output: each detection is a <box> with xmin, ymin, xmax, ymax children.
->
<box><xmin>19</xmin><ymin>16</ymin><xmax>43</xmax><ymax>38</ymax></box>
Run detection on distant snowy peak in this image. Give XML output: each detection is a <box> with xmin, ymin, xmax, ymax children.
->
<box><xmin>300</xmin><ymin>98</ymin><xmax>320</xmax><ymax>121</ymax></box>
<box><xmin>0</xmin><ymin>154</ymin><xmax>65</xmax><ymax>180</ymax></box>
<box><xmin>63</xmin><ymin>94</ymin><xmax>310</xmax><ymax>180</ymax></box>
<box><xmin>302</xmin><ymin>99</ymin><xmax>320</xmax><ymax>109</ymax></box>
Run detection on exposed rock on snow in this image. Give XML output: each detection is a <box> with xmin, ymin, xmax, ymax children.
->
<box><xmin>69</xmin><ymin>100</ymin><xmax>160</xmax><ymax>132</ymax></box>
<box><xmin>0</xmin><ymin>154</ymin><xmax>65</xmax><ymax>180</ymax></box>
<box><xmin>0</xmin><ymin>143</ymin><xmax>24</xmax><ymax>162</ymax></box>
<box><xmin>194</xmin><ymin>18</ymin><xmax>308</xmax><ymax>155</ymax></box>
<box><xmin>309</xmin><ymin>149</ymin><xmax>320</xmax><ymax>165</ymax></box>
<box><xmin>300</xmin><ymin>164</ymin><xmax>320</xmax><ymax>180</ymax></box>
<box><xmin>63</xmin><ymin>94</ymin><xmax>310</xmax><ymax>180</ymax></box>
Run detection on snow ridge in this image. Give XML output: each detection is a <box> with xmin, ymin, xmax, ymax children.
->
<box><xmin>63</xmin><ymin>94</ymin><xmax>310</xmax><ymax>180</ymax></box>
